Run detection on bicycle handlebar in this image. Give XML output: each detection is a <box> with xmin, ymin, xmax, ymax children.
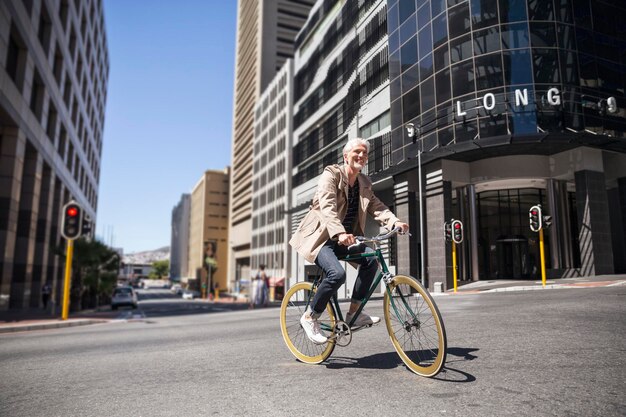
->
<box><xmin>352</xmin><ymin>227</ymin><xmax>409</xmax><ymax>246</ymax></box>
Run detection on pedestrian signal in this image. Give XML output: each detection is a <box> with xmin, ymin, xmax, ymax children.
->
<box><xmin>81</xmin><ymin>214</ymin><xmax>93</xmax><ymax>238</ymax></box>
<box><xmin>542</xmin><ymin>215</ymin><xmax>552</xmax><ymax>229</ymax></box>
<box><xmin>451</xmin><ymin>220</ymin><xmax>463</xmax><ymax>244</ymax></box>
<box><xmin>444</xmin><ymin>221</ymin><xmax>452</xmax><ymax>242</ymax></box>
<box><xmin>61</xmin><ymin>201</ymin><xmax>83</xmax><ymax>240</ymax></box>
<box><xmin>529</xmin><ymin>205</ymin><xmax>542</xmax><ymax>232</ymax></box>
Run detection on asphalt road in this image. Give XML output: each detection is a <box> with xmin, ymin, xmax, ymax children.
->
<box><xmin>1</xmin><ymin>286</ymin><xmax>624</xmax><ymax>416</ymax></box>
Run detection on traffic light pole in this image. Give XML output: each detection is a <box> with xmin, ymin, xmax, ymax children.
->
<box><xmin>62</xmin><ymin>239</ymin><xmax>74</xmax><ymax>320</ymax></box>
<box><xmin>452</xmin><ymin>242</ymin><xmax>458</xmax><ymax>293</ymax></box>
<box><xmin>539</xmin><ymin>228</ymin><xmax>547</xmax><ymax>287</ymax></box>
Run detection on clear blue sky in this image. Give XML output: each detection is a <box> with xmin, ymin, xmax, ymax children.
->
<box><xmin>97</xmin><ymin>1</ymin><xmax>236</xmax><ymax>253</ymax></box>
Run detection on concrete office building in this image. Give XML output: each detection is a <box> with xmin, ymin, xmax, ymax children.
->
<box><xmin>0</xmin><ymin>0</ymin><xmax>109</xmax><ymax>310</ymax></box>
<box><xmin>229</xmin><ymin>0</ymin><xmax>314</xmax><ymax>291</ymax></box>
<box><xmin>383</xmin><ymin>0</ymin><xmax>626</xmax><ymax>290</ymax></box>
<box><xmin>289</xmin><ymin>0</ymin><xmax>394</xmax><ymax>296</ymax></box>
<box><xmin>251</xmin><ymin>60</ymin><xmax>293</xmax><ymax>294</ymax></box>
<box><xmin>188</xmin><ymin>169</ymin><xmax>229</xmax><ymax>294</ymax></box>
<box><xmin>170</xmin><ymin>193</ymin><xmax>190</xmax><ymax>280</ymax></box>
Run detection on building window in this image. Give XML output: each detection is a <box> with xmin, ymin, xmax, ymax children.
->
<box><xmin>6</xmin><ymin>25</ymin><xmax>27</xmax><ymax>92</ymax></box>
<box><xmin>30</xmin><ymin>70</ymin><xmax>45</xmax><ymax>122</ymax></box>
<box><xmin>38</xmin><ymin>4</ymin><xmax>52</xmax><ymax>55</ymax></box>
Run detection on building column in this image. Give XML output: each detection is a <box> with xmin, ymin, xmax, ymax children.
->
<box><xmin>607</xmin><ymin>177</ymin><xmax>626</xmax><ymax>273</ymax></box>
<box><xmin>574</xmin><ymin>170</ymin><xmax>614</xmax><ymax>276</ymax></box>
<box><xmin>0</xmin><ymin>129</ymin><xmax>27</xmax><ymax>310</ymax></box>
<box><xmin>424</xmin><ymin>168</ymin><xmax>452</xmax><ymax>291</ymax></box>
<box><xmin>47</xmin><ymin>178</ymin><xmax>64</xmax><ymax>313</ymax></box>
<box><xmin>10</xmin><ymin>143</ymin><xmax>43</xmax><ymax>308</ymax></box>
<box><xmin>467</xmin><ymin>185</ymin><xmax>480</xmax><ymax>281</ymax></box>
<box><xmin>393</xmin><ymin>180</ymin><xmax>411</xmax><ymax>276</ymax></box>
<box><xmin>29</xmin><ymin>164</ymin><xmax>54</xmax><ymax>308</ymax></box>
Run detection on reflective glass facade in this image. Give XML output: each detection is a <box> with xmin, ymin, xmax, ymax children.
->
<box><xmin>387</xmin><ymin>0</ymin><xmax>626</xmax><ymax>165</ymax></box>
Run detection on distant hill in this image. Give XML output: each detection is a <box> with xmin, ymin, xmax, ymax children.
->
<box><xmin>123</xmin><ymin>246</ymin><xmax>170</xmax><ymax>264</ymax></box>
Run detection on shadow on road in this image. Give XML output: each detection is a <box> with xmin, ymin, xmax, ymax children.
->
<box><xmin>430</xmin><ymin>347</ymin><xmax>479</xmax><ymax>383</ymax></box>
<box><xmin>323</xmin><ymin>347</ymin><xmax>478</xmax><ymax>382</ymax></box>
<box><xmin>446</xmin><ymin>347</ymin><xmax>479</xmax><ymax>362</ymax></box>
<box><xmin>325</xmin><ymin>352</ymin><xmax>402</xmax><ymax>370</ymax></box>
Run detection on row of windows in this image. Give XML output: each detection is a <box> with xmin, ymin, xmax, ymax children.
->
<box><xmin>388</xmin><ymin>89</ymin><xmax>625</xmax><ymax>170</ymax></box>
<box><xmin>252</xmin><ymin>228</ymin><xmax>286</xmax><ymax>249</ymax></box>
<box><xmin>30</xmin><ymin>0</ymin><xmax>109</xmax><ymax>132</ymax></box>
<box><xmin>360</xmin><ymin>111</ymin><xmax>391</xmax><ymax>140</ymax></box>
<box><xmin>256</xmin><ymin>93</ymin><xmax>288</xmax><ymax>134</ymax></box>
<box><xmin>391</xmin><ymin>47</ymin><xmax>626</xmax><ymax>140</ymax></box>
<box><xmin>252</xmin><ymin>182</ymin><xmax>287</xmax><ymax>212</ymax></box>
<box><xmin>250</xmin><ymin>251</ymin><xmax>285</xmax><ymax>272</ymax></box>
<box><xmin>252</xmin><ymin>206</ymin><xmax>287</xmax><ymax>230</ymax></box>
<box><xmin>6</xmin><ymin>5</ymin><xmax>106</xmax><ymax>162</ymax></box>
<box><xmin>294</xmin><ymin>5</ymin><xmax>388</xmax><ymax>128</ymax></box>
<box><xmin>255</xmin><ymin>72</ymin><xmax>289</xmax><ymax>120</ymax></box>
<box><xmin>255</xmin><ymin>109</ymin><xmax>287</xmax><ymax>140</ymax></box>
<box><xmin>293</xmin><ymin>45</ymin><xmax>389</xmax><ymax>169</ymax></box>
<box><xmin>294</xmin><ymin>0</ymin><xmax>380</xmax><ymax>100</ymax></box>
<box><xmin>392</xmin><ymin>22</ymin><xmax>624</xmax><ymax>89</ymax></box>
<box><xmin>253</xmin><ymin>140</ymin><xmax>287</xmax><ymax>186</ymax></box>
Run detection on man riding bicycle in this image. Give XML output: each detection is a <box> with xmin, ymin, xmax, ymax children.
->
<box><xmin>289</xmin><ymin>137</ymin><xmax>409</xmax><ymax>344</ymax></box>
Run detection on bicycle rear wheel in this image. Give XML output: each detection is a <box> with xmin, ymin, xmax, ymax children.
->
<box><xmin>383</xmin><ymin>275</ymin><xmax>447</xmax><ymax>377</ymax></box>
<box><xmin>279</xmin><ymin>281</ymin><xmax>336</xmax><ymax>364</ymax></box>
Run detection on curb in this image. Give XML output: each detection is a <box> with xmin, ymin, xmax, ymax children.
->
<box><xmin>0</xmin><ymin>319</ymin><xmax>108</xmax><ymax>334</ymax></box>
<box><xmin>433</xmin><ymin>280</ymin><xmax>626</xmax><ymax>296</ymax></box>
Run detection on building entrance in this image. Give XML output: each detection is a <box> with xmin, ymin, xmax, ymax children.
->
<box><xmin>477</xmin><ymin>188</ymin><xmax>549</xmax><ymax>279</ymax></box>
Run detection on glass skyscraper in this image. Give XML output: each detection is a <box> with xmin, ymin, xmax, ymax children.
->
<box><xmin>384</xmin><ymin>0</ymin><xmax>626</xmax><ymax>289</ymax></box>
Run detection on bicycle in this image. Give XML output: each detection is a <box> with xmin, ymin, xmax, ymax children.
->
<box><xmin>279</xmin><ymin>228</ymin><xmax>447</xmax><ymax>377</ymax></box>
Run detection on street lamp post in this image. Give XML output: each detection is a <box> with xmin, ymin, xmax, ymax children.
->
<box><xmin>406</xmin><ymin>123</ymin><xmax>426</xmax><ymax>287</ymax></box>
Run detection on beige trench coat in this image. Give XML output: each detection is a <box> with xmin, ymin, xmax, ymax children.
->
<box><xmin>289</xmin><ymin>164</ymin><xmax>401</xmax><ymax>263</ymax></box>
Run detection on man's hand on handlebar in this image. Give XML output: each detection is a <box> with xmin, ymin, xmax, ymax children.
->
<box><xmin>394</xmin><ymin>222</ymin><xmax>410</xmax><ymax>235</ymax></box>
<box><xmin>337</xmin><ymin>232</ymin><xmax>357</xmax><ymax>246</ymax></box>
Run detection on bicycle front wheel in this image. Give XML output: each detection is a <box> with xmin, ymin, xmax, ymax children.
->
<box><xmin>279</xmin><ymin>281</ymin><xmax>336</xmax><ymax>364</ymax></box>
<box><xmin>384</xmin><ymin>275</ymin><xmax>447</xmax><ymax>377</ymax></box>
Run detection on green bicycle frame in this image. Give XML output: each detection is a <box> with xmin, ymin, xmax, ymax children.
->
<box><xmin>308</xmin><ymin>247</ymin><xmax>416</xmax><ymax>332</ymax></box>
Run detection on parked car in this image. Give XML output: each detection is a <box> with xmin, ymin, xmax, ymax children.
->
<box><xmin>171</xmin><ymin>284</ymin><xmax>183</xmax><ymax>294</ymax></box>
<box><xmin>181</xmin><ymin>290</ymin><xmax>200</xmax><ymax>300</ymax></box>
<box><xmin>111</xmin><ymin>286</ymin><xmax>138</xmax><ymax>310</ymax></box>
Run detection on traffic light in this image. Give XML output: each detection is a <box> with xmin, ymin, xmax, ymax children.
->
<box><xmin>529</xmin><ymin>205</ymin><xmax>542</xmax><ymax>232</ymax></box>
<box><xmin>444</xmin><ymin>221</ymin><xmax>452</xmax><ymax>242</ymax></box>
<box><xmin>61</xmin><ymin>201</ymin><xmax>83</xmax><ymax>240</ymax></box>
<box><xmin>451</xmin><ymin>220</ymin><xmax>463</xmax><ymax>244</ymax></box>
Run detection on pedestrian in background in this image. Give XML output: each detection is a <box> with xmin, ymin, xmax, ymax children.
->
<box><xmin>41</xmin><ymin>283</ymin><xmax>51</xmax><ymax>309</ymax></box>
<box><xmin>251</xmin><ymin>265</ymin><xmax>268</xmax><ymax>308</ymax></box>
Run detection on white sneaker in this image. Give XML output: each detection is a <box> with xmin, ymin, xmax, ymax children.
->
<box><xmin>346</xmin><ymin>311</ymin><xmax>381</xmax><ymax>327</ymax></box>
<box><xmin>300</xmin><ymin>313</ymin><xmax>327</xmax><ymax>344</ymax></box>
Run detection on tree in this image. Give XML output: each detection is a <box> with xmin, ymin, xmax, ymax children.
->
<box><xmin>150</xmin><ymin>259</ymin><xmax>169</xmax><ymax>279</ymax></box>
<box><xmin>57</xmin><ymin>237</ymin><xmax>120</xmax><ymax>310</ymax></box>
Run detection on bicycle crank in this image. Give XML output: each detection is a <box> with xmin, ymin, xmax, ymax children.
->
<box><xmin>330</xmin><ymin>320</ymin><xmax>352</xmax><ymax>347</ymax></box>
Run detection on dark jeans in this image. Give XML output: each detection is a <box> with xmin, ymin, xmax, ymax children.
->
<box><xmin>309</xmin><ymin>239</ymin><xmax>378</xmax><ymax>316</ymax></box>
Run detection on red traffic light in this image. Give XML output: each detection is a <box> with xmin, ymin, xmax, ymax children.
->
<box><xmin>531</xmin><ymin>210</ymin><xmax>538</xmax><ymax>215</ymax></box>
<box><xmin>454</xmin><ymin>223</ymin><xmax>461</xmax><ymax>229</ymax></box>
<box><xmin>67</xmin><ymin>207</ymin><xmax>78</xmax><ymax>217</ymax></box>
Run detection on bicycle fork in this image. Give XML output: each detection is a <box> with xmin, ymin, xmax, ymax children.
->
<box><xmin>385</xmin><ymin>275</ymin><xmax>421</xmax><ymax>331</ymax></box>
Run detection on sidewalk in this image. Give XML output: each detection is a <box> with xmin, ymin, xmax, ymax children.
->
<box><xmin>2</xmin><ymin>274</ymin><xmax>625</xmax><ymax>334</ymax></box>
<box><xmin>439</xmin><ymin>273</ymin><xmax>626</xmax><ymax>295</ymax></box>
<box><xmin>0</xmin><ymin>306</ymin><xmax>117</xmax><ymax>334</ymax></box>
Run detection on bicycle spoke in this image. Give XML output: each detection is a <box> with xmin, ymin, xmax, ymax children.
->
<box><xmin>384</xmin><ymin>276</ymin><xmax>447</xmax><ymax>377</ymax></box>
<box><xmin>280</xmin><ymin>282</ymin><xmax>335</xmax><ymax>364</ymax></box>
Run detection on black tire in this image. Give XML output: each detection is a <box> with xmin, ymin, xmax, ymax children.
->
<box><xmin>383</xmin><ymin>275</ymin><xmax>447</xmax><ymax>377</ymax></box>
